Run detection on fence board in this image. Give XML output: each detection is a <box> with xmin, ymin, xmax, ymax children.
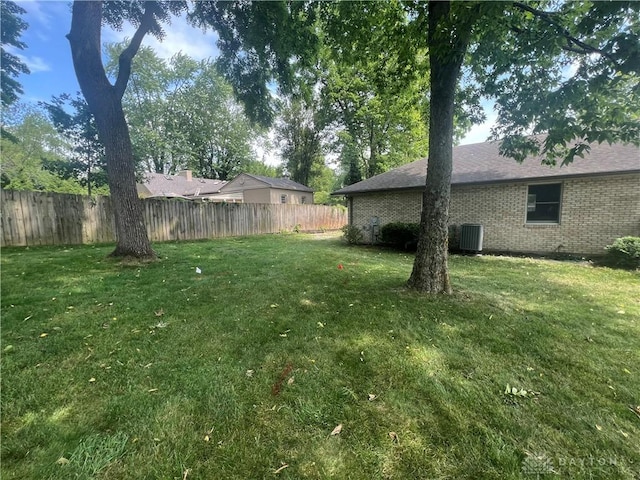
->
<box><xmin>1</xmin><ymin>189</ymin><xmax>346</xmax><ymax>247</ymax></box>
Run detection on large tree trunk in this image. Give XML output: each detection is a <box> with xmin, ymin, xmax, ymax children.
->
<box><xmin>67</xmin><ymin>1</ymin><xmax>155</xmax><ymax>259</ymax></box>
<box><xmin>97</xmin><ymin>92</ymin><xmax>155</xmax><ymax>258</ymax></box>
<box><xmin>407</xmin><ymin>1</ymin><xmax>470</xmax><ymax>293</ymax></box>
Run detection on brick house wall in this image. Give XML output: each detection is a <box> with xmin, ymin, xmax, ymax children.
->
<box><xmin>349</xmin><ymin>172</ymin><xmax>640</xmax><ymax>255</ymax></box>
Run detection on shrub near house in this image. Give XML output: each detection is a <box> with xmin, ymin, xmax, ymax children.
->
<box><xmin>604</xmin><ymin>237</ymin><xmax>640</xmax><ymax>270</ymax></box>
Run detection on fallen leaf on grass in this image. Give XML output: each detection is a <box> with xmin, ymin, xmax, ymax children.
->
<box><xmin>504</xmin><ymin>384</ymin><xmax>538</xmax><ymax>398</ymax></box>
<box><xmin>39</xmin><ymin>333</ymin><xmax>48</xmax><ymax>338</ymax></box>
<box><xmin>367</xmin><ymin>394</ymin><xmax>377</xmax><ymax>401</ymax></box>
<box><xmin>148</xmin><ymin>388</ymin><xmax>158</xmax><ymax>393</ymax></box>
<box><xmin>274</xmin><ymin>464</ymin><xmax>289</xmax><ymax>474</ymax></box>
<box><xmin>89</xmin><ymin>377</ymin><xmax>96</xmax><ymax>383</ymax></box>
<box><xmin>330</xmin><ymin>424</ymin><xmax>343</xmax><ymax>436</ymax></box>
<box><xmin>595</xmin><ymin>424</ymin><xmax>603</xmax><ymax>431</ymax></box>
<box><xmin>56</xmin><ymin>457</ymin><xmax>70</xmax><ymax>465</ymax></box>
<box><xmin>246</xmin><ymin>370</ymin><xmax>255</xmax><ymax>377</ymax></box>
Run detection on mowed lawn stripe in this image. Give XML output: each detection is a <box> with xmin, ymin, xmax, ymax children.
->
<box><xmin>1</xmin><ymin>233</ymin><xmax>638</xmax><ymax>479</ymax></box>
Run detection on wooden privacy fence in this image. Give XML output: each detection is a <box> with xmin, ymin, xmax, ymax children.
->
<box><xmin>1</xmin><ymin>190</ymin><xmax>347</xmax><ymax>247</ymax></box>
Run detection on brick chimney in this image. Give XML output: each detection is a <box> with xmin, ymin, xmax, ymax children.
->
<box><xmin>178</xmin><ymin>170</ymin><xmax>192</xmax><ymax>182</ymax></box>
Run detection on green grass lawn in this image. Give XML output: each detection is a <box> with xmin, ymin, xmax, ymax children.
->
<box><xmin>1</xmin><ymin>233</ymin><xmax>639</xmax><ymax>479</ymax></box>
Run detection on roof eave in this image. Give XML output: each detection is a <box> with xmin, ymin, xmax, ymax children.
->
<box><xmin>332</xmin><ymin>168</ymin><xmax>640</xmax><ymax>196</ymax></box>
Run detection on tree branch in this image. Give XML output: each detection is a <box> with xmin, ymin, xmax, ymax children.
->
<box><xmin>512</xmin><ymin>1</ymin><xmax>619</xmax><ymax>67</ymax></box>
<box><xmin>114</xmin><ymin>1</ymin><xmax>158</xmax><ymax>99</ymax></box>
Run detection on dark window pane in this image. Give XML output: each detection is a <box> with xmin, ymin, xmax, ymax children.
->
<box><xmin>528</xmin><ymin>184</ymin><xmax>561</xmax><ymax>202</ymax></box>
<box><xmin>526</xmin><ymin>183</ymin><xmax>561</xmax><ymax>223</ymax></box>
<box><xmin>527</xmin><ymin>203</ymin><xmax>560</xmax><ymax>222</ymax></box>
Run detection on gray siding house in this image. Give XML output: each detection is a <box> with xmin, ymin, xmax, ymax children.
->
<box><xmin>333</xmin><ymin>140</ymin><xmax>640</xmax><ymax>255</ymax></box>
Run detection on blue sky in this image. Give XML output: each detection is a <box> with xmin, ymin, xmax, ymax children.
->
<box><xmin>12</xmin><ymin>0</ymin><xmax>493</xmax><ymax>145</ymax></box>
<box><xmin>14</xmin><ymin>1</ymin><xmax>220</xmax><ymax>104</ymax></box>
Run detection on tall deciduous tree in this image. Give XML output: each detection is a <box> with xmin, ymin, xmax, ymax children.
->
<box><xmin>106</xmin><ymin>44</ymin><xmax>256</xmax><ymax>179</ymax></box>
<box><xmin>318</xmin><ymin>2</ymin><xmax>429</xmax><ymax>181</ymax></box>
<box><xmin>181</xmin><ymin>61</ymin><xmax>255</xmax><ymax>180</ymax></box>
<box><xmin>189</xmin><ymin>1</ymin><xmax>319</xmax><ymax>127</ymax></box>
<box><xmin>67</xmin><ymin>1</ymin><xmax>185</xmax><ymax>259</ymax></box>
<box><xmin>1</xmin><ymin>105</ymin><xmax>86</xmax><ymax>193</ymax></box>
<box><xmin>407</xmin><ymin>2</ymin><xmax>481</xmax><ymax>294</ymax></box>
<box><xmin>40</xmin><ymin>93</ymin><xmax>107</xmax><ymax>196</ymax></box>
<box><xmin>408</xmin><ymin>1</ymin><xmax>639</xmax><ymax>293</ymax></box>
<box><xmin>276</xmin><ymin>99</ymin><xmax>324</xmax><ymax>187</ymax></box>
<box><xmin>1</xmin><ymin>0</ymin><xmax>29</xmax><ymax>107</ymax></box>
<box><xmin>1</xmin><ymin>0</ymin><xmax>30</xmax><ymax>141</ymax></box>
<box><xmin>66</xmin><ymin>1</ymin><xmax>317</xmax><ymax>259</ymax></box>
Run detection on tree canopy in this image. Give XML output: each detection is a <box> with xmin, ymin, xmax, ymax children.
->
<box><xmin>1</xmin><ymin>104</ymin><xmax>90</xmax><ymax>194</ymax></box>
<box><xmin>1</xmin><ymin>0</ymin><xmax>30</xmax><ymax>108</ymax></box>
<box><xmin>40</xmin><ymin>93</ymin><xmax>107</xmax><ymax>196</ymax></box>
<box><xmin>105</xmin><ymin>44</ymin><xmax>257</xmax><ymax>180</ymax></box>
<box><xmin>404</xmin><ymin>0</ymin><xmax>640</xmax><ymax>293</ymax></box>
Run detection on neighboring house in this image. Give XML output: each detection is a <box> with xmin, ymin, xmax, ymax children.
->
<box><xmin>332</xmin><ymin>139</ymin><xmax>640</xmax><ymax>255</ymax></box>
<box><xmin>219</xmin><ymin>173</ymin><xmax>314</xmax><ymax>204</ymax></box>
<box><xmin>137</xmin><ymin>170</ymin><xmax>242</xmax><ymax>202</ymax></box>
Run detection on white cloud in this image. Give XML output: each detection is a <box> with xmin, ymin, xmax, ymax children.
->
<box><xmin>104</xmin><ymin>14</ymin><xmax>219</xmax><ymax>62</ymax></box>
<box><xmin>459</xmin><ymin>111</ymin><xmax>497</xmax><ymax>145</ymax></box>
<box><xmin>7</xmin><ymin>47</ymin><xmax>51</xmax><ymax>73</ymax></box>
<box><xmin>21</xmin><ymin>1</ymin><xmax>71</xmax><ymax>35</ymax></box>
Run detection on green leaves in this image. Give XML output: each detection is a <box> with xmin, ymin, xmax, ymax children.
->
<box><xmin>105</xmin><ymin>44</ymin><xmax>257</xmax><ymax>179</ymax></box>
<box><xmin>476</xmin><ymin>1</ymin><xmax>640</xmax><ymax>162</ymax></box>
<box><xmin>0</xmin><ymin>1</ymin><xmax>30</xmax><ymax>108</ymax></box>
<box><xmin>503</xmin><ymin>384</ymin><xmax>540</xmax><ymax>399</ymax></box>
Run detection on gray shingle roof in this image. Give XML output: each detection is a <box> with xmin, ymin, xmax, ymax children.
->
<box><xmin>333</xmin><ymin>139</ymin><xmax>640</xmax><ymax>195</ymax></box>
<box><xmin>140</xmin><ymin>172</ymin><xmax>226</xmax><ymax>197</ymax></box>
<box><xmin>243</xmin><ymin>174</ymin><xmax>314</xmax><ymax>192</ymax></box>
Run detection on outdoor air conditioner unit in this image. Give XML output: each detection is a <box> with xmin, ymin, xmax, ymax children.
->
<box><xmin>459</xmin><ymin>224</ymin><xmax>484</xmax><ymax>252</ymax></box>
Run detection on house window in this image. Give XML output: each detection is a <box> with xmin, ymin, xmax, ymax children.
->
<box><xmin>526</xmin><ymin>183</ymin><xmax>562</xmax><ymax>223</ymax></box>
<box><xmin>281</xmin><ymin>194</ymin><xmax>288</xmax><ymax>204</ymax></box>
<box><xmin>301</xmin><ymin>196</ymin><xmax>307</xmax><ymax>204</ymax></box>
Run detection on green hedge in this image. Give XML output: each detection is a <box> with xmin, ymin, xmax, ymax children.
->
<box><xmin>603</xmin><ymin>237</ymin><xmax>640</xmax><ymax>270</ymax></box>
<box><xmin>379</xmin><ymin>223</ymin><xmax>420</xmax><ymax>250</ymax></box>
<box><xmin>379</xmin><ymin>223</ymin><xmax>461</xmax><ymax>252</ymax></box>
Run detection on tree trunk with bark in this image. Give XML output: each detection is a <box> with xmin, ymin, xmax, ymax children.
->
<box><xmin>407</xmin><ymin>1</ymin><xmax>472</xmax><ymax>293</ymax></box>
<box><xmin>67</xmin><ymin>1</ymin><xmax>155</xmax><ymax>259</ymax></box>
